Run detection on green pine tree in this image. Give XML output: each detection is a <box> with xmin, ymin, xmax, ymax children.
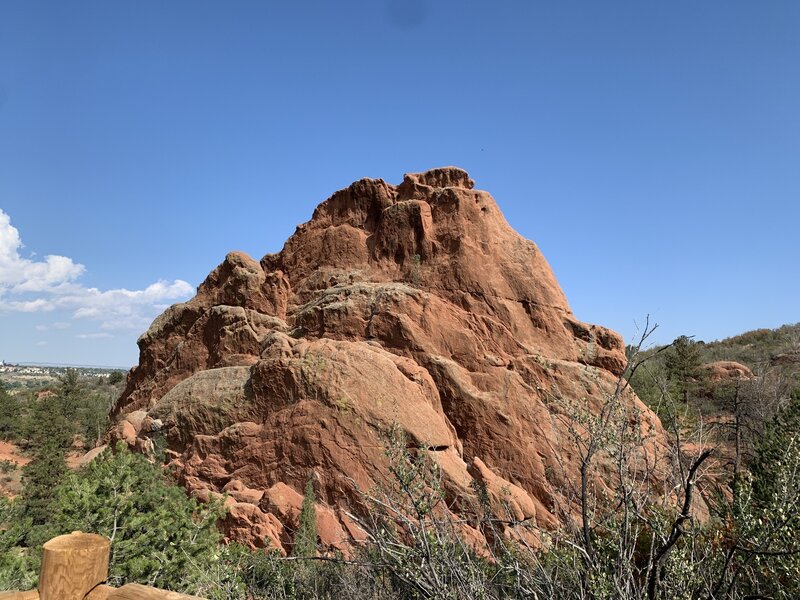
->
<box><xmin>58</xmin><ymin>368</ymin><xmax>83</xmax><ymax>440</ymax></box>
<box><xmin>20</xmin><ymin>387</ymin><xmax>72</xmax><ymax>544</ymax></box>
<box><xmin>292</xmin><ymin>476</ymin><xmax>318</xmax><ymax>559</ymax></box>
<box><xmin>53</xmin><ymin>443</ymin><xmax>223</xmax><ymax>592</ymax></box>
<box><xmin>0</xmin><ymin>496</ymin><xmax>38</xmax><ymax>591</ymax></box>
<box><xmin>0</xmin><ymin>382</ymin><xmax>21</xmax><ymax>441</ymax></box>
<box><xmin>20</xmin><ymin>440</ymin><xmax>66</xmax><ymax>546</ymax></box>
<box><xmin>665</xmin><ymin>335</ymin><xmax>703</xmax><ymax>404</ymax></box>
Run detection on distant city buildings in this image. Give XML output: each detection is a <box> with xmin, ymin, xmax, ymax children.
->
<box><xmin>0</xmin><ymin>364</ymin><xmax>49</xmax><ymax>375</ymax></box>
<box><xmin>0</xmin><ymin>363</ymin><xmax>121</xmax><ymax>379</ymax></box>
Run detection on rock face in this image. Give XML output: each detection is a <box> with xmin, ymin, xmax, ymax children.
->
<box><xmin>112</xmin><ymin>167</ymin><xmax>667</xmax><ymax>553</ymax></box>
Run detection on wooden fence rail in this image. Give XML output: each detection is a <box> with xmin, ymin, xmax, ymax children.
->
<box><xmin>0</xmin><ymin>532</ymin><xmax>205</xmax><ymax>600</ymax></box>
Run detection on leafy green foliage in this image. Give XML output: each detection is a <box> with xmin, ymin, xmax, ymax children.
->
<box><xmin>702</xmin><ymin>394</ymin><xmax>800</xmax><ymax>600</ymax></box>
<box><xmin>54</xmin><ymin>443</ymin><xmax>224</xmax><ymax>591</ymax></box>
<box><xmin>702</xmin><ymin>322</ymin><xmax>800</xmax><ymax>366</ymax></box>
<box><xmin>0</xmin><ymin>497</ymin><xmax>37</xmax><ymax>592</ymax></box>
<box><xmin>20</xmin><ymin>443</ymin><xmax>66</xmax><ymax>546</ymax></box>
<box><xmin>631</xmin><ymin>323</ymin><xmax>800</xmax><ymax>411</ymax></box>
<box><xmin>12</xmin><ymin>369</ymin><xmax>115</xmax><ymax>451</ymax></box>
<box><xmin>22</xmin><ymin>372</ymin><xmax>79</xmax><ymax>450</ymax></box>
<box><xmin>2</xmin><ymin>443</ymin><xmax>225</xmax><ymax>594</ymax></box>
<box><xmin>196</xmin><ymin>542</ymin><xmax>394</xmax><ymax>600</ymax></box>
<box><xmin>55</xmin><ymin>368</ymin><xmax>114</xmax><ymax>447</ymax></box>
<box><xmin>74</xmin><ymin>389</ymin><xmax>114</xmax><ymax>448</ymax></box>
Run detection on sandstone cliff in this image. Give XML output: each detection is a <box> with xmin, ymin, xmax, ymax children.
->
<box><xmin>111</xmin><ymin>167</ymin><xmax>669</xmax><ymax>552</ymax></box>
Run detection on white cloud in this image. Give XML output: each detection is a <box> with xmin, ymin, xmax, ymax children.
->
<box><xmin>75</xmin><ymin>333</ymin><xmax>112</xmax><ymax>340</ymax></box>
<box><xmin>4</xmin><ymin>298</ymin><xmax>54</xmax><ymax>312</ymax></box>
<box><xmin>0</xmin><ymin>209</ymin><xmax>194</xmax><ymax>331</ymax></box>
<box><xmin>0</xmin><ymin>210</ymin><xmax>85</xmax><ymax>293</ymax></box>
<box><xmin>35</xmin><ymin>321</ymin><xmax>71</xmax><ymax>332</ymax></box>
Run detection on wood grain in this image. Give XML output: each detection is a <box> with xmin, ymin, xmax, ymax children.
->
<box><xmin>84</xmin><ymin>584</ymin><xmax>114</xmax><ymax>600</ymax></box>
<box><xmin>38</xmin><ymin>532</ymin><xmax>110</xmax><ymax>600</ymax></box>
<box><xmin>1</xmin><ymin>533</ymin><xmax>207</xmax><ymax>600</ymax></box>
<box><xmin>0</xmin><ymin>591</ymin><xmax>40</xmax><ymax>599</ymax></box>
<box><xmin>108</xmin><ymin>584</ymin><xmax>206</xmax><ymax>599</ymax></box>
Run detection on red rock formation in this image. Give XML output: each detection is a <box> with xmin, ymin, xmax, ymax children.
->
<box><xmin>701</xmin><ymin>360</ymin><xmax>754</xmax><ymax>382</ymax></box>
<box><xmin>111</xmin><ymin>168</ymin><xmax>669</xmax><ymax>553</ymax></box>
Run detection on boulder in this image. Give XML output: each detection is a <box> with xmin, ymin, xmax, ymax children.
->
<box><xmin>702</xmin><ymin>360</ymin><xmax>754</xmax><ymax>382</ymax></box>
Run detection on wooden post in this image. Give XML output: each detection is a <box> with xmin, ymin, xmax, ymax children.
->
<box><xmin>84</xmin><ymin>584</ymin><xmax>113</xmax><ymax>600</ymax></box>
<box><xmin>0</xmin><ymin>591</ymin><xmax>40</xmax><ymax>599</ymax></box>
<box><xmin>108</xmin><ymin>584</ymin><xmax>206</xmax><ymax>599</ymax></box>
<box><xmin>38</xmin><ymin>532</ymin><xmax>110</xmax><ymax>600</ymax></box>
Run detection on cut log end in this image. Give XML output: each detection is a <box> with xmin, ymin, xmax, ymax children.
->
<box><xmin>43</xmin><ymin>532</ymin><xmax>110</xmax><ymax>553</ymax></box>
<box><xmin>39</xmin><ymin>532</ymin><xmax>110</xmax><ymax>600</ymax></box>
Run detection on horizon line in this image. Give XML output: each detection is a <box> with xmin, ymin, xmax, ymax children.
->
<box><xmin>2</xmin><ymin>360</ymin><xmax>130</xmax><ymax>370</ymax></box>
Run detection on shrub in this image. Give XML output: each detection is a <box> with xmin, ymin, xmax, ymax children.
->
<box><xmin>53</xmin><ymin>443</ymin><xmax>224</xmax><ymax>592</ymax></box>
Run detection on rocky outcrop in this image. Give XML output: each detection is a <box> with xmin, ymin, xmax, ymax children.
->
<box><xmin>701</xmin><ymin>360</ymin><xmax>754</xmax><ymax>382</ymax></box>
<box><xmin>772</xmin><ymin>351</ymin><xmax>800</xmax><ymax>367</ymax></box>
<box><xmin>111</xmin><ymin>168</ymin><xmax>669</xmax><ymax>553</ymax></box>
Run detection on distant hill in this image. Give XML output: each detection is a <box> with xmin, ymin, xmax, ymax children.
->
<box><xmin>697</xmin><ymin>322</ymin><xmax>800</xmax><ymax>369</ymax></box>
<box><xmin>631</xmin><ymin>322</ymin><xmax>800</xmax><ymax>377</ymax></box>
<box><xmin>629</xmin><ymin>322</ymin><xmax>800</xmax><ymax>421</ymax></box>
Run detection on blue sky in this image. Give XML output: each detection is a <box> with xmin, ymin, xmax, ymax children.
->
<box><xmin>0</xmin><ymin>1</ymin><xmax>798</xmax><ymax>367</ymax></box>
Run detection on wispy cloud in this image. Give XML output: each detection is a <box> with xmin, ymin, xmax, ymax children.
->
<box><xmin>75</xmin><ymin>332</ymin><xmax>113</xmax><ymax>340</ymax></box>
<box><xmin>35</xmin><ymin>321</ymin><xmax>71</xmax><ymax>332</ymax></box>
<box><xmin>0</xmin><ymin>209</ymin><xmax>194</xmax><ymax>331</ymax></box>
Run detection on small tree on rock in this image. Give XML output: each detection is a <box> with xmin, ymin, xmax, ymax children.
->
<box><xmin>292</xmin><ymin>476</ymin><xmax>318</xmax><ymax>559</ymax></box>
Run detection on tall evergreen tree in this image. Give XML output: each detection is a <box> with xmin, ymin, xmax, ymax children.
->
<box><xmin>21</xmin><ymin>439</ymin><xmax>66</xmax><ymax>545</ymax></box>
<box><xmin>0</xmin><ymin>382</ymin><xmax>21</xmax><ymax>441</ymax></box>
<box><xmin>292</xmin><ymin>476</ymin><xmax>318</xmax><ymax>559</ymax></box>
<box><xmin>20</xmin><ymin>375</ymin><xmax>75</xmax><ymax>543</ymax></box>
<box><xmin>58</xmin><ymin>368</ymin><xmax>82</xmax><ymax>424</ymax></box>
<box><xmin>665</xmin><ymin>335</ymin><xmax>703</xmax><ymax>404</ymax></box>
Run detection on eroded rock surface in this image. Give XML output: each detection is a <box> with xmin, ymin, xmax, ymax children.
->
<box><xmin>111</xmin><ymin>168</ymin><xmax>669</xmax><ymax>553</ymax></box>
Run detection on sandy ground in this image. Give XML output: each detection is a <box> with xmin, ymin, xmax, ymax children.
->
<box><xmin>0</xmin><ymin>440</ymin><xmax>29</xmax><ymax>467</ymax></box>
<box><xmin>0</xmin><ymin>440</ymin><xmax>27</xmax><ymax>498</ymax></box>
<box><xmin>0</xmin><ymin>442</ymin><xmax>92</xmax><ymax>500</ymax></box>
